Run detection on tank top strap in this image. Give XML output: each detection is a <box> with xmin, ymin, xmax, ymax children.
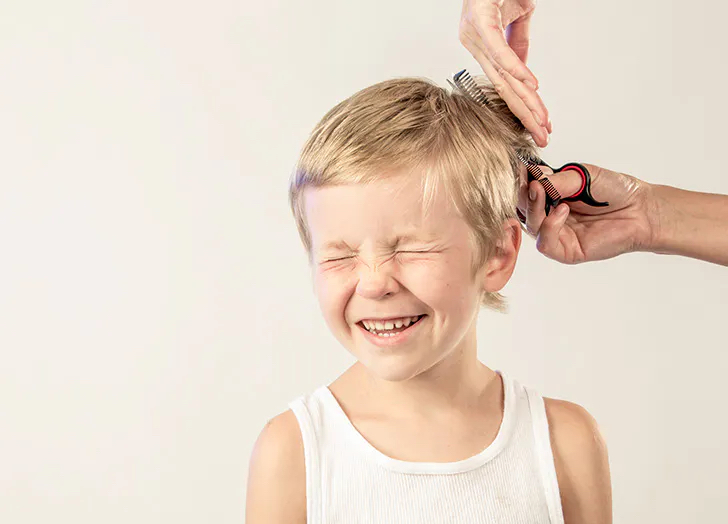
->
<box><xmin>523</xmin><ymin>385</ymin><xmax>565</xmax><ymax>524</ymax></box>
<box><xmin>288</xmin><ymin>395</ymin><xmax>323</xmax><ymax>524</ymax></box>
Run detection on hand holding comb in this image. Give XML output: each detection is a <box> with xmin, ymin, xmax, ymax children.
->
<box><xmin>448</xmin><ymin>69</ymin><xmax>610</xmax><ymax>224</ymax></box>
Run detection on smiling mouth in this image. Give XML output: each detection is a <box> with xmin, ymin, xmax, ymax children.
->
<box><xmin>357</xmin><ymin>314</ymin><xmax>426</xmax><ymax>335</ymax></box>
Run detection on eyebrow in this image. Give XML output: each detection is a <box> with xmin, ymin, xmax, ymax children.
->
<box><xmin>319</xmin><ymin>233</ymin><xmax>434</xmax><ymax>252</ymax></box>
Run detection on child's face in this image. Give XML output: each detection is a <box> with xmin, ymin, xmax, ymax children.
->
<box><xmin>304</xmin><ymin>169</ymin><xmax>519</xmax><ymax>381</ymax></box>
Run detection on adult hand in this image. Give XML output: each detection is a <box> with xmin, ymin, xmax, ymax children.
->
<box><xmin>516</xmin><ymin>163</ymin><xmax>656</xmax><ymax>264</ymax></box>
<box><xmin>459</xmin><ymin>0</ymin><xmax>552</xmax><ymax>147</ymax></box>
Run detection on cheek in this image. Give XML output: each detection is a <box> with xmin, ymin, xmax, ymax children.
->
<box><xmin>417</xmin><ymin>265</ymin><xmax>476</xmax><ymax>304</ymax></box>
<box><xmin>312</xmin><ymin>275</ymin><xmax>347</xmax><ymax>314</ymax></box>
<box><xmin>418</xmin><ymin>275</ymin><xmax>457</xmax><ymax>303</ymax></box>
<box><xmin>316</xmin><ymin>272</ymin><xmax>354</xmax><ymax>304</ymax></box>
<box><xmin>320</xmin><ymin>278</ymin><xmax>358</xmax><ymax>320</ymax></box>
<box><xmin>406</xmin><ymin>265</ymin><xmax>462</xmax><ymax>303</ymax></box>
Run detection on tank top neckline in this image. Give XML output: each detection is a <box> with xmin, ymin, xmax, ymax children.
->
<box><xmin>317</xmin><ymin>369</ymin><xmax>518</xmax><ymax>475</ymax></box>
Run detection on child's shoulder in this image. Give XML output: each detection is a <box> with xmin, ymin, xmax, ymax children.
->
<box><xmin>541</xmin><ymin>397</ymin><xmax>611</xmax><ymax>522</ymax></box>
<box><xmin>542</xmin><ymin>396</ymin><xmax>606</xmax><ymax>464</ymax></box>
<box><xmin>542</xmin><ymin>397</ymin><xmax>604</xmax><ymax>443</ymax></box>
<box><xmin>253</xmin><ymin>409</ymin><xmax>303</xmax><ymax>454</ymax></box>
<box><xmin>543</xmin><ymin>396</ymin><xmax>595</xmax><ymax>423</ymax></box>
<box><xmin>246</xmin><ymin>409</ymin><xmax>306</xmax><ymax>523</ymax></box>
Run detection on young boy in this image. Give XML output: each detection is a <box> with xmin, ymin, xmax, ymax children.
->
<box><xmin>246</xmin><ymin>76</ymin><xmax>612</xmax><ymax>523</ymax></box>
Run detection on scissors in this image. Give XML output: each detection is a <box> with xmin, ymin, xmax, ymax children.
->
<box><xmin>515</xmin><ymin>153</ymin><xmax>610</xmax><ymax>224</ymax></box>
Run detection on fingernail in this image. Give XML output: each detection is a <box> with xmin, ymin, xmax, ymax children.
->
<box><xmin>529</xmin><ymin>187</ymin><xmax>536</xmax><ymax>201</ymax></box>
<box><xmin>525</xmin><ymin>80</ymin><xmax>538</xmax><ymax>90</ymax></box>
<box><xmin>533</xmin><ymin>112</ymin><xmax>542</xmax><ymax>126</ymax></box>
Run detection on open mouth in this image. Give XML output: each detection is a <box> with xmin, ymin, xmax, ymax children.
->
<box><xmin>357</xmin><ymin>314</ymin><xmax>426</xmax><ymax>336</ymax></box>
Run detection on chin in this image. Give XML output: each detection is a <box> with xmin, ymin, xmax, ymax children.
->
<box><xmin>356</xmin><ymin>352</ymin><xmax>433</xmax><ymax>383</ymax></box>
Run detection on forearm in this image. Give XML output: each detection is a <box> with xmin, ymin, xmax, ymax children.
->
<box><xmin>645</xmin><ymin>183</ymin><xmax>728</xmax><ymax>266</ymax></box>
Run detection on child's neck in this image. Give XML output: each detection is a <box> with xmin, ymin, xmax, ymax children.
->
<box><xmin>337</xmin><ymin>354</ymin><xmax>499</xmax><ymax>422</ymax></box>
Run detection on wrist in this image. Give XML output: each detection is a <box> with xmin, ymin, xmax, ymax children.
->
<box><xmin>640</xmin><ymin>182</ymin><xmax>670</xmax><ymax>254</ymax></box>
<box><xmin>636</xmin><ymin>180</ymin><xmax>728</xmax><ymax>265</ymax></box>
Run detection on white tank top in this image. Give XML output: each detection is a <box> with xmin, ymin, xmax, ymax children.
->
<box><xmin>287</xmin><ymin>369</ymin><xmax>565</xmax><ymax>523</ymax></box>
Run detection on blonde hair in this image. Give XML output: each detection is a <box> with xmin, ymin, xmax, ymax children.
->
<box><xmin>288</xmin><ymin>75</ymin><xmax>540</xmax><ymax>313</ymax></box>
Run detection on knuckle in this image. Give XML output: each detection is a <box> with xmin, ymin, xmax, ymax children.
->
<box><xmin>458</xmin><ymin>25</ymin><xmax>474</xmax><ymax>46</ymax></box>
<box><xmin>458</xmin><ymin>30</ymin><xmax>469</xmax><ymax>46</ymax></box>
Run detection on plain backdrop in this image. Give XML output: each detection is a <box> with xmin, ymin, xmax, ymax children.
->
<box><xmin>1</xmin><ymin>1</ymin><xmax>726</xmax><ymax>522</ymax></box>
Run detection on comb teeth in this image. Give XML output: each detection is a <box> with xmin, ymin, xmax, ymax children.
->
<box><xmin>538</xmin><ymin>177</ymin><xmax>561</xmax><ymax>202</ymax></box>
<box><xmin>451</xmin><ymin>69</ymin><xmax>491</xmax><ymax>108</ymax></box>
<box><xmin>516</xmin><ymin>153</ymin><xmax>561</xmax><ymax>202</ymax></box>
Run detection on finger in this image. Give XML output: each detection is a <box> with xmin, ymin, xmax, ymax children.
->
<box><xmin>526</xmin><ymin>180</ymin><xmax>547</xmax><ymax>237</ymax></box>
<box><xmin>476</xmin><ymin>8</ymin><xmax>539</xmax><ymax>89</ymax></box>
<box><xmin>540</xmin><ymin>168</ymin><xmax>583</xmax><ymax>200</ymax></box>
<box><xmin>516</xmin><ymin>162</ymin><xmax>529</xmax><ymax>213</ymax></box>
<box><xmin>505</xmin><ymin>12</ymin><xmax>533</xmax><ymax>65</ymax></box>
<box><xmin>475</xmin><ymin>48</ymin><xmax>548</xmax><ymax>146</ymax></box>
<box><xmin>463</xmin><ymin>29</ymin><xmax>549</xmax><ymax>136</ymax></box>
<box><xmin>486</xmin><ymin>52</ymin><xmax>550</xmax><ymax>130</ymax></box>
<box><xmin>536</xmin><ymin>203</ymin><xmax>570</xmax><ymax>258</ymax></box>
<box><xmin>459</xmin><ymin>30</ymin><xmax>501</xmax><ymax>94</ymax></box>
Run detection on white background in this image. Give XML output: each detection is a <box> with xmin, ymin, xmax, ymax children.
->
<box><xmin>1</xmin><ymin>1</ymin><xmax>726</xmax><ymax>522</ymax></box>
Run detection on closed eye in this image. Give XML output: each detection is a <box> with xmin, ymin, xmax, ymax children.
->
<box><xmin>323</xmin><ymin>251</ymin><xmax>428</xmax><ymax>263</ymax></box>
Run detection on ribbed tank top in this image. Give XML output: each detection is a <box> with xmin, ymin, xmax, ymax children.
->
<box><xmin>287</xmin><ymin>369</ymin><xmax>565</xmax><ymax>523</ymax></box>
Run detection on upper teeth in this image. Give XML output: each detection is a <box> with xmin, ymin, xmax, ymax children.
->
<box><xmin>362</xmin><ymin>316</ymin><xmax>421</xmax><ymax>332</ymax></box>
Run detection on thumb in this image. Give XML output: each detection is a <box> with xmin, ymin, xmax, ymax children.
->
<box><xmin>536</xmin><ymin>203</ymin><xmax>570</xmax><ymax>258</ymax></box>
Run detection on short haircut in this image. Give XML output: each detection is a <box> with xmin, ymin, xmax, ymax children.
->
<box><xmin>288</xmin><ymin>75</ymin><xmax>540</xmax><ymax>313</ymax></box>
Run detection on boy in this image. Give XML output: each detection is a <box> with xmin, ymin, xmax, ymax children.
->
<box><xmin>246</xmin><ymin>76</ymin><xmax>611</xmax><ymax>523</ymax></box>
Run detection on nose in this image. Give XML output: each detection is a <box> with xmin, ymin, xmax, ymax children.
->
<box><xmin>354</xmin><ymin>253</ymin><xmax>400</xmax><ymax>298</ymax></box>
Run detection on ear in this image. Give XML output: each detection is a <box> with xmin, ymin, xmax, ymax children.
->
<box><xmin>480</xmin><ymin>219</ymin><xmax>522</xmax><ymax>293</ymax></box>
